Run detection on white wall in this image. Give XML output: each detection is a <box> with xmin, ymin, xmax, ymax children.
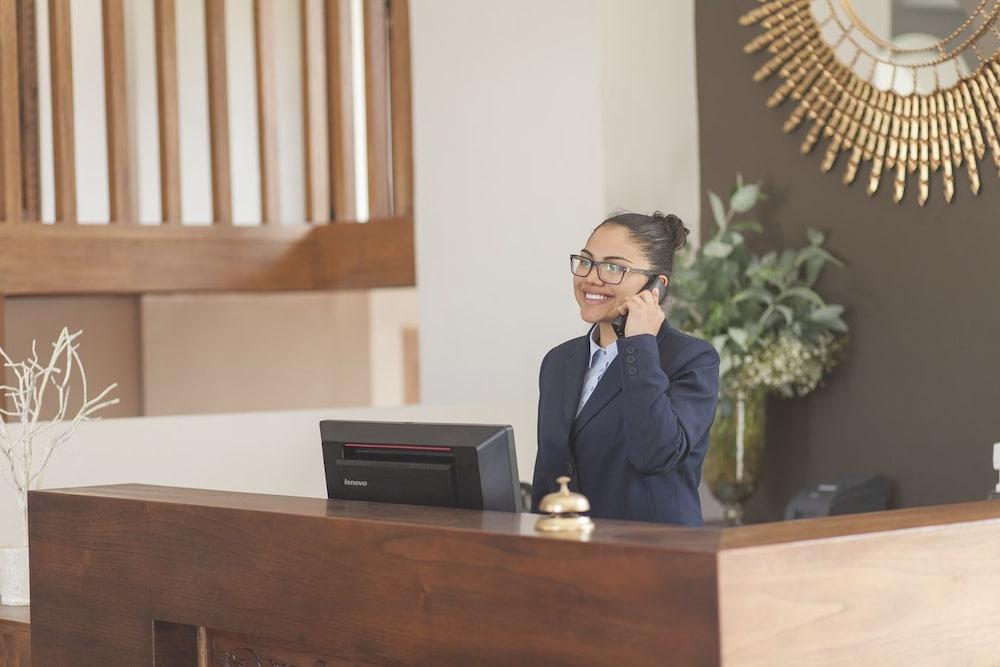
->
<box><xmin>599</xmin><ymin>0</ymin><xmax>700</xmax><ymax>223</ymax></box>
<box><xmin>369</xmin><ymin>288</ymin><xmax>421</xmax><ymax>406</ymax></box>
<box><xmin>410</xmin><ymin>0</ymin><xmax>608</xmax><ymax>405</ymax></box>
<box><xmin>411</xmin><ymin>0</ymin><xmax>701</xmax><ymax>402</ymax></box>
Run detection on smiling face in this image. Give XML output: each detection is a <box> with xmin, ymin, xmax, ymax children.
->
<box><xmin>574</xmin><ymin>224</ymin><xmax>663</xmax><ymax>324</ymax></box>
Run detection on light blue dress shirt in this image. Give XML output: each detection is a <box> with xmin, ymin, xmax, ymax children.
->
<box><xmin>576</xmin><ymin>325</ymin><xmax>619</xmax><ymax>418</ymax></box>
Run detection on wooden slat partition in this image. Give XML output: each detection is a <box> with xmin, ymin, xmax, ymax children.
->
<box><xmin>48</xmin><ymin>0</ymin><xmax>75</xmax><ymax>224</ymax></box>
<box><xmin>301</xmin><ymin>0</ymin><xmax>330</xmax><ymax>223</ymax></box>
<box><xmin>254</xmin><ymin>0</ymin><xmax>281</xmax><ymax>224</ymax></box>
<box><xmin>154</xmin><ymin>0</ymin><xmax>181</xmax><ymax>224</ymax></box>
<box><xmin>388</xmin><ymin>0</ymin><xmax>412</xmax><ymax>217</ymax></box>
<box><xmin>0</xmin><ymin>0</ymin><xmax>416</xmax><ymax>300</ymax></box>
<box><xmin>0</xmin><ymin>0</ymin><xmax>23</xmax><ymax>223</ymax></box>
<box><xmin>0</xmin><ymin>217</ymin><xmax>415</xmax><ymax>295</ymax></box>
<box><xmin>204</xmin><ymin>0</ymin><xmax>231</xmax><ymax>225</ymax></box>
<box><xmin>102</xmin><ymin>0</ymin><xmax>133</xmax><ymax>224</ymax></box>
<box><xmin>326</xmin><ymin>0</ymin><xmax>355</xmax><ymax>221</ymax></box>
<box><xmin>17</xmin><ymin>0</ymin><xmax>40</xmax><ymax>221</ymax></box>
<box><xmin>364</xmin><ymin>0</ymin><xmax>392</xmax><ymax>218</ymax></box>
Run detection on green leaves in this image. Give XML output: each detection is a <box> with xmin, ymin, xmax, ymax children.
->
<box><xmin>783</xmin><ymin>286</ymin><xmax>825</xmax><ymax>306</ymax></box>
<box><xmin>702</xmin><ymin>239</ymin><xmax>734</xmax><ymax>258</ymax></box>
<box><xmin>669</xmin><ymin>175</ymin><xmax>850</xmax><ymax>391</ymax></box>
<box><xmin>733</xmin><ymin>287</ymin><xmax>774</xmax><ymax>306</ymax></box>
<box><xmin>809</xmin><ymin>304</ymin><xmax>848</xmax><ymax>332</ymax></box>
<box><xmin>730</xmin><ymin>183</ymin><xmax>761</xmax><ymax>213</ymax></box>
<box><xmin>728</xmin><ymin>327</ymin><xmax>749</xmax><ymax>351</ymax></box>
<box><xmin>709</xmin><ymin>191</ymin><xmax>727</xmax><ymax>231</ymax></box>
<box><xmin>806</xmin><ymin>228</ymin><xmax>825</xmax><ymax>246</ymax></box>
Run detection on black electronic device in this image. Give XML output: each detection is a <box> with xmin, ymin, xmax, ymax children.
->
<box><xmin>320</xmin><ymin>420</ymin><xmax>522</xmax><ymax>512</ymax></box>
<box><xmin>783</xmin><ymin>474</ymin><xmax>892</xmax><ymax>520</ymax></box>
<box><xmin>611</xmin><ymin>275</ymin><xmax>665</xmax><ymax>339</ymax></box>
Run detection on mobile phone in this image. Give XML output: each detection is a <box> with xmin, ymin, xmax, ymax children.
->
<box><xmin>611</xmin><ymin>276</ymin><xmax>664</xmax><ymax>339</ymax></box>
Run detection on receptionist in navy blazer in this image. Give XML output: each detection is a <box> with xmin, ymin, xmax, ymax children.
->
<box><xmin>531</xmin><ymin>212</ymin><xmax>720</xmax><ymax>526</ymax></box>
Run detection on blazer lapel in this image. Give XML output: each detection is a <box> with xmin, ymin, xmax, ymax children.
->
<box><xmin>537</xmin><ymin>331</ymin><xmax>589</xmax><ymax>492</ymax></box>
<box><xmin>561</xmin><ymin>335</ymin><xmax>589</xmax><ymax>430</ymax></box>
<box><xmin>571</xmin><ymin>354</ymin><xmax>622</xmax><ymax>438</ymax></box>
<box><xmin>572</xmin><ymin>320</ymin><xmax>670</xmax><ymax>438</ymax></box>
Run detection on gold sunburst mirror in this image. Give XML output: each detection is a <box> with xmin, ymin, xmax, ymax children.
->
<box><xmin>741</xmin><ymin>0</ymin><xmax>1000</xmax><ymax>205</ymax></box>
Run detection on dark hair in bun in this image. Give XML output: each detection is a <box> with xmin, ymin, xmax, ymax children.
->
<box><xmin>595</xmin><ymin>210</ymin><xmax>689</xmax><ymax>278</ymax></box>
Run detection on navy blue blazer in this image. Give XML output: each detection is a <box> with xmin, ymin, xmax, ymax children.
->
<box><xmin>531</xmin><ymin>320</ymin><xmax>720</xmax><ymax>526</ymax></box>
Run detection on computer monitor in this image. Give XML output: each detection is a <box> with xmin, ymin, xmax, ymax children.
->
<box><xmin>320</xmin><ymin>420</ymin><xmax>522</xmax><ymax>512</ymax></box>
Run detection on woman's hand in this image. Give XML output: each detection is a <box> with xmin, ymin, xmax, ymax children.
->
<box><xmin>617</xmin><ymin>289</ymin><xmax>665</xmax><ymax>338</ymax></box>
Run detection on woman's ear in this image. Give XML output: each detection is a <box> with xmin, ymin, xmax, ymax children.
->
<box><xmin>659</xmin><ymin>276</ymin><xmax>669</xmax><ymax>303</ymax></box>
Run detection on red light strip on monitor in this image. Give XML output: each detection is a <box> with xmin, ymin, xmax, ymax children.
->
<box><xmin>344</xmin><ymin>443</ymin><xmax>453</xmax><ymax>452</ymax></box>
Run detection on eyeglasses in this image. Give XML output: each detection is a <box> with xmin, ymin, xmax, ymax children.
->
<box><xmin>569</xmin><ymin>254</ymin><xmax>657</xmax><ymax>285</ymax></box>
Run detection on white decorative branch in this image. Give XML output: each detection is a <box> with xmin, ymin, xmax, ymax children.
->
<box><xmin>0</xmin><ymin>328</ymin><xmax>119</xmax><ymax>546</ymax></box>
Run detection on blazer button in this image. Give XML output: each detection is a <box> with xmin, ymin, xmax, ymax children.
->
<box><xmin>627</xmin><ymin>367</ymin><xmax>638</xmax><ymax>376</ymax></box>
<box><xmin>566</xmin><ymin>461</ymin><xmax>576</xmax><ymax>476</ymax></box>
<box><xmin>626</xmin><ymin>355</ymin><xmax>636</xmax><ymax>363</ymax></box>
<box><xmin>625</xmin><ymin>345</ymin><xmax>636</xmax><ymax>354</ymax></box>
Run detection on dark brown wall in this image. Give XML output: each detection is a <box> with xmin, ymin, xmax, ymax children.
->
<box><xmin>696</xmin><ymin>1</ymin><xmax>1000</xmax><ymax>522</ymax></box>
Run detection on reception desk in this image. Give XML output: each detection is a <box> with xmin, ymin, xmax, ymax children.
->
<box><xmin>26</xmin><ymin>485</ymin><xmax>1000</xmax><ymax>665</ymax></box>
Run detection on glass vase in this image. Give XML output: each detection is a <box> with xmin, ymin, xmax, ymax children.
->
<box><xmin>0</xmin><ymin>546</ymin><xmax>29</xmax><ymax>606</ymax></box>
<box><xmin>703</xmin><ymin>389</ymin><xmax>767</xmax><ymax>526</ymax></box>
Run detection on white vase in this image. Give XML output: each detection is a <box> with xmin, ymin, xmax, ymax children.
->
<box><xmin>0</xmin><ymin>546</ymin><xmax>29</xmax><ymax>606</ymax></box>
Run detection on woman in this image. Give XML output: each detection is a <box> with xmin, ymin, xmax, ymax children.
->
<box><xmin>531</xmin><ymin>212</ymin><xmax>720</xmax><ymax>526</ymax></box>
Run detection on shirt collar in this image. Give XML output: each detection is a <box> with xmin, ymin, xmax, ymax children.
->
<box><xmin>587</xmin><ymin>324</ymin><xmax>617</xmax><ymax>368</ymax></box>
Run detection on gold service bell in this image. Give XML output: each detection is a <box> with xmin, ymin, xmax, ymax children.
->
<box><xmin>534</xmin><ymin>476</ymin><xmax>595</xmax><ymax>534</ymax></box>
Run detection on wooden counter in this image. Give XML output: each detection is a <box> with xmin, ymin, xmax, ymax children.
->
<box><xmin>0</xmin><ymin>606</ymin><xmax>29</xmax><ymax>666</ymax></box>
<box><xmin>26</xmin><ymin>485</ymin><xmax>1000</xmax><ymax>665</ymax></box>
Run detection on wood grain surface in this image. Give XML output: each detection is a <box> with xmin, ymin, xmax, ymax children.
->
<box><xmin>47</xmin><ymin>0</ymin><xmax>75</xmax><ymax>224</ymax></box>
<box><xmin>0</xmin><ymin>216</ymin><xmax>414</xmax><ymax>295</ymax></box>
<box><xmin>325</xmin><ymin>0</ymin><xmax>354</xmax><ymax>221</ymax></box>
<box><xmin>0</xmin><ymin>606</ymin><xmax>30</xmax><ymax>666</ymax></box>
<box><xmin>29</xmin><ymin>484</ymin><xmax>721</xmax><ymax>665</ymax></box>
<box><xmin>101</xmin><ymin>0</ymin><xmax>133</xmax><ymax>224</ymax></box>
<box><xmin>204</xmin><ymin>0</ymin><xmax>231</xmax><ymax>225</ymax></box>
<box><xmin>154</xmin><ymin>0</ymin><xmax>181</xmax><ymax>225</ymax></box>
<box><xmin>29</xmin><ymin>484</ymin><xmax>1000</xmax><ymax>665</ymax></box>
<box><xmin>0</xmin><ymin>0</ymin><xmax>22</xmax><ymax>223</ymax></box>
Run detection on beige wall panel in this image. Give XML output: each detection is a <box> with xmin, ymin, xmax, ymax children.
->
<box><xmin>140</xmin><ymin>292</ymin><xmax>371</xmax><ymax>416</ymax></box>
<box><xmin>368</xmin><ymin>287</ymin><xmax>418</xmax><ymax>407</ymax></box>
<box><xmin>2</xmin><ymin>296</ymin><xmax>142</xmax><ymax>418</ymax></box>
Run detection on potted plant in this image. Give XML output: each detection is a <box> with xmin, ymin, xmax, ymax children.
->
<box><xmin>669</xmin><ymin>177</ymin><xmax>848</xmax><ymax>525</ymax></box>
<box><xmin>0</xmin><ymin>328</ymin><xmax>118</xmax><ymax>604</ymax></box>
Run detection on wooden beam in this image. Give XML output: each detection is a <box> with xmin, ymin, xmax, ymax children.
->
<box><xmin>0</xmin><ymin>0</ymin><xmax>23</xmax><ymax>223</ymax></box>
<box><xmin>363</xmin><ymin>0</ymin><xmax>391</xmax><ymax>218</ymax></box>
<box><xmin>0</xmin><ymin>217</ymin><xmax>415</xmax><ymax>295</ymax></box>
<box><xmin>253</xmin><ymin>0</ymin><xmax>280</xmax><ymax>224</ymax></box>
<box><xmin>387</xmin><ymin>0</ymin><xmax>412</xmax><ymax>217</ymax></box>
<box><xmin>312</xmin><ymin>216</ymin><xmax>415</xmax><ymax>288</ymax></box>
<box><xmin>17</xmin><ymin>0</ymin><xmax>40</xmax><ymax>221</ymax></box>
<box><xmin>326</xmin><ymin>0</ymin><xmax>354</xmax><ymax>221</ymax></box>
<box><xmin>102</xmin><ymin>0</ymin><xmax>134</xmax><ymax>224</ymax></box>
<box><xmin>154</xmin><ymin>0</ymin><xmax>181</xmax><ymax>224</ymax></box>
<box><xmin>204</xmin><ymin>0</ymin><xmax>231</xmax><ymax>225</ymax></box>
<box><xmin>301</xmin><ymin>0</ymin><xmax>330</xmax><ymax>223</ymax></box>
<box><xmin>48</xmin><ymin>0</ymin><xmax>75</xmax><ymax>224</ymax></box>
